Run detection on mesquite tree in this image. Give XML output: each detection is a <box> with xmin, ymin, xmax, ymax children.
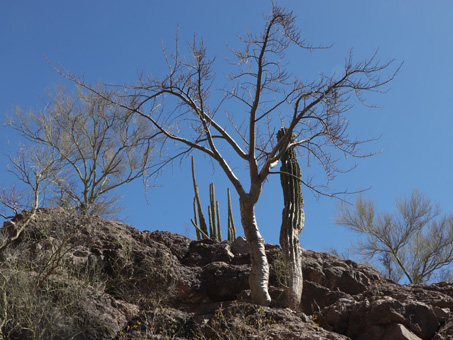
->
<box><xmin>336</xmin><ymin>189</ymin><xmax>453</xmax><ymax>284</ymax></box>
<box><xmin>58</xmin><ymin>4</ymin><xmax>398</xmax><ymax>306</ymax></box>
<box><xmin>7</xmin><ymin>85</ymin><xmax>154</xmax><ymax>217</ymax></box>
<box><xmin>277</xmin><ymin>127</ymin><xmax>305</xmax><ymax>309</ymax></box>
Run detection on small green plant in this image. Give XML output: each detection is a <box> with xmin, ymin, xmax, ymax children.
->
<box><xmin>312</xmin><ymin>314</ymin><xmax>320</xmax><ymax>327</ymax></box>
<box><xmin>191</xmin><ymin>157</ymin><xmax>236</xmax><ymax>241</ymax></box>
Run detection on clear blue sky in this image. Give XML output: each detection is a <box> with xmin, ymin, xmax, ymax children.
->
<box><xmin>1</xmin><ymin>1</ymin><xmax>452</xmax><ymax>256</ymax></box>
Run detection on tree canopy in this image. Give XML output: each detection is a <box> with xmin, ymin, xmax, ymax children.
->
<box><xmin>336</xmin><ymin>189</ymin><xmax>453</xmax><ymax>284</ymax></box>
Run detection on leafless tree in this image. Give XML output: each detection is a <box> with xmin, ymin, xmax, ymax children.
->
<box><xmin>57</xmin><ymin>4</ymin><xmax>398</xmax><ymax>306</ymax></box>
<box><xmin>0</xmin><ymin>145</ymin><xmax>59</xmax><ymax>252</ymax></box>
<box><xmin>6</xmin><ymin>84</ymin><xmax>155</xmax><ymax>217</ymax></box>
<box><xmin>336</xmin><ymin>189</ymin><xmax>453</xmax><ymax>284</ymax></box>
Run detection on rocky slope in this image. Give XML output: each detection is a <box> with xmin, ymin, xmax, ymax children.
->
<box><xmin>0</xmin><ymin>207</ymin><xmax>452</xmax><ymax>339</ymax></box>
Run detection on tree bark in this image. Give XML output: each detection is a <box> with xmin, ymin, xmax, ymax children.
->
<box><xmin>239</xmin><ymin>196</ymin><xmax>271</xmax><ymax>306</ymax></box>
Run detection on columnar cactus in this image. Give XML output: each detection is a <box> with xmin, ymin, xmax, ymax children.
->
<box><xmin>191</xmin><ymin>157</ymin><xmax>237</xmax><ymax>241</ymax></box>
<box><xmin>191</xmin><ymin>157</ymin><xmax>209</xmax><ymax>239</ymax></box>
<box><xmin>277</xmin><ymin>127</ymin><xmax>305</xmax><ymax>310</ymax></box>
<box><xmin>208</xmin><ymin>182</ymin><xmax>217</xmax><ymax>240</ymax></box>
<box><xmin>227</xmin><ymin>188</ymin><xmax>236</xmax><ymax>241</ymax></box>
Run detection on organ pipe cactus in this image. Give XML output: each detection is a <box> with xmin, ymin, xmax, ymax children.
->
<box><xmin>191</xmin><ymin>157</ymin><xmax>237</xmax><ymax>241</ymax></box>
<box><xmin>208</xmin><ymin>183</ymin><xmax>217</xmax><ymax>240</ymax></box>
<box><xmin>227</xmin><ymin>188</ymin><xmax>236</xmax><ymax>241</ymax></box>
<box><xmin>191</xmin><ymin>157</ymin><xmax>208</xmax><ymax>239</ymax></box>
<box><xmin>277</xmin><ymin>127</ymin><xmax>305</xmax><ymax>310</ymax></box>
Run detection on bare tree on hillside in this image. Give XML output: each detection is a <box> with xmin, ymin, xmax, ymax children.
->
<box><xmin>6</xmin><ymin>84</ymin><xmax>154</xmax><ymax>217</ymax></box>
<box><xmin>0</xmin><ymin>146</ymin><xmax>59</xmax><ymax>252</ymax></box>
<box><xmin>336</xmin><ymin>189</ymin><xmax>453</xmax><ymax>284</ymax></box>
<box><xmin>57</xmin><ymin>4</ymin><xmax>399</xmax><ymax>306</ymax></box>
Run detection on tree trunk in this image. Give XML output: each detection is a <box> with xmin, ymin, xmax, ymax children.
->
<box><xmin>239</xmin><ymin>196</ymin><xmax>271</xmax><ymax>306</ymax></box>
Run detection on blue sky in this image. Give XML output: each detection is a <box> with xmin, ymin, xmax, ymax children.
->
<box><xmin>1</xmin><ymin>1</ymin><xmax>452</xmax><ymax>256</ymax></box>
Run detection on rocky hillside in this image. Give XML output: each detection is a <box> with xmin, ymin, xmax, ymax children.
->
<box><xmin>0</xmin><ymin>207</ymin><xmax>452</xmax><ymax>339</ymax></box>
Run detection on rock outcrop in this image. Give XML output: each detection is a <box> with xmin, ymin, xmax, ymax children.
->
<box><xmin>0</xmin><ymin>207</ymin><xmax>451</xmax><ymax>339</ymax></box>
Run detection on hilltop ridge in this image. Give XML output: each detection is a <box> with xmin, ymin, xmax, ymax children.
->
<box><xmin>0</xmin><ymin>207</ymin><xmax>451</xmax><ymax>339</ymax></box>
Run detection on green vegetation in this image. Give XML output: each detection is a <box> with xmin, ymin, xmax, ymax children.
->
<box><xmin>191</xmin><ymin>157</ymin><xmax>236</xmax><ymax>241</ymax></box>
<box><xmin>336</xmin><ymin>189</ymin><xmax>453</xmax><ymax>283</ymax></box>
<box><xmin>276</xmin><ymin>127</ymin><xmax>305</xmax><ymax>309</ymax></box>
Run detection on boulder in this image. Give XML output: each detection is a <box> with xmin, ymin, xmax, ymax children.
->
<box><xmin>182</xmin><ymin>238</ymin><xmax>234</xmax><ymax>266</ymax></box>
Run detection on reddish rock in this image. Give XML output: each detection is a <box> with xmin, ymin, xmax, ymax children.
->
<box><xmin>1</xmin><ymin>207</ymin><xmax>452</xmax><ymax>340</ymax></box>
<box><xmin>182</xmin><ymin>238</ymin><xmax>234</xmax><ymax>267</ymax></box>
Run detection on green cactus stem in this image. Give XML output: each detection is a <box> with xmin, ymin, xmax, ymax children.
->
<box><xmin>191</xmin><ymin>157</ymin><xmax>208</xmax><ymax>239</ymax></box>
<box><xmin>191</xmin><ymin>156</ymin><xmax>237</xmax><ymax>242</ymax></box>
<box><xmin>277</xmin><ymin>127</ymin><xmax>305</xmax><ymax>310</ymax></box>
<box><xmin>216</xmin><ymin>201</ymin><xmax>222</xmax><ymax>241</ymax></box>
<box><xmin>227</xmin><ymin>188</ymin><xmax>236</xmax><ymax>241</ymax></box>
<box><xmin>209</xmin><ymin>183</ymin><xmax>217</xmax><ymax>240</ymax></box>
<box><xmin>192</xmin><ymin>198</ymin><xmax>201</xmax><ymax>240</ymax></box>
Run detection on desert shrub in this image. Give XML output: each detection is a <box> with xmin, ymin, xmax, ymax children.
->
<box><xmin>0</xmin><ymin>213</ymin><xmax>106</xmax><ymax>339</ymax></box>
<box><xmin>0</xmin><ymin>260</ymin><xmax>104</xmax><ymax>339</ymax></box>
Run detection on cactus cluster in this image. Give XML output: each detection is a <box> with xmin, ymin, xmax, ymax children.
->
<box><xmin>191</xmin><ymin>157</ymin><xmax>236</xmax><ymax>241</ymax></box>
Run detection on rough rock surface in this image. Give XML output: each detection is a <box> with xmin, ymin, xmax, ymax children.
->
<box><xmin>0</xmin><ymin>207</ymin><xmax>452</xmax><ymax>339</ymax></box>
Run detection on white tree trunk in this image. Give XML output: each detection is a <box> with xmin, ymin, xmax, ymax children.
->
<box><xmin>239</xmin><ymin>197</ymin><xmax>271</xmax><ymax>306</ymax></box>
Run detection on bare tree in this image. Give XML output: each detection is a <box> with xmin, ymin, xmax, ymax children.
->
<box><xmin>335</xmin><ymin>189</ymin><xmax>453</xmax><ymax>284</ymax></box>
<box><xmin>7</xmin><ymin>84</ymin><xmax>155</xmax><ymax>217</ymax></box>
<box><xmin>0</xmin><ymin>145</ymin><xmax>59</xmax><ymax>252</ymax></box>
<box><xmin>57</xmin><ymin>4</ymin><xmax>398</xmax><ymax>306</ymax></box>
